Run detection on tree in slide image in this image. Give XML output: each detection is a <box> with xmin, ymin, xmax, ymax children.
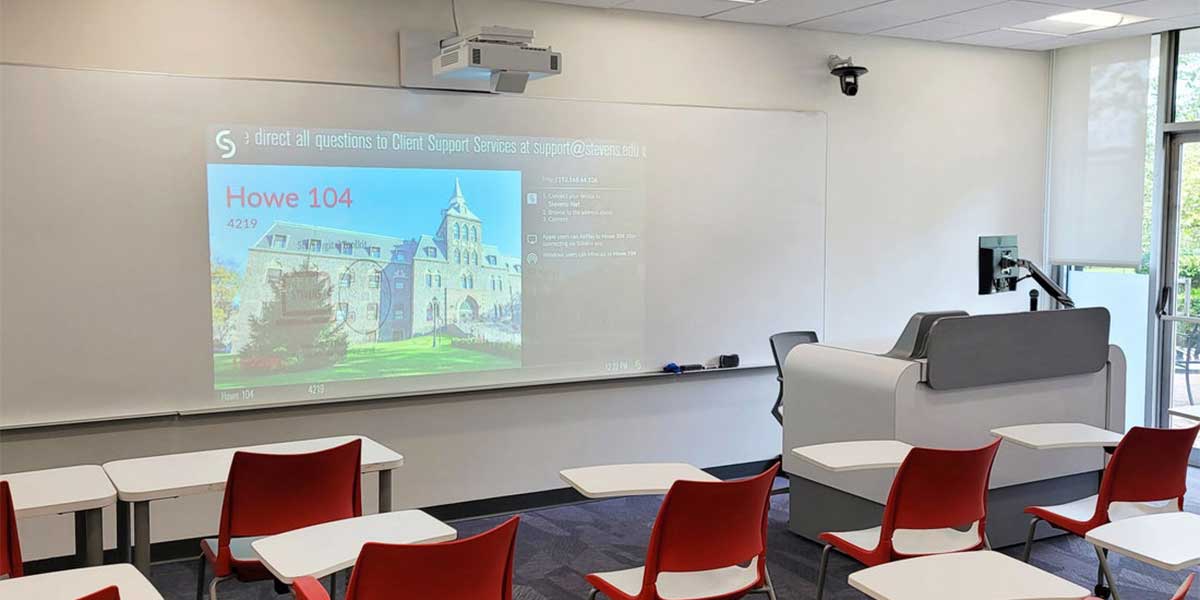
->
<box><xmin>210</xmin><ymin>263</ymin><xmax>241</xmax><ymax>352</ymax></box>
<box><xmin>239</xmin><ymin>261</ymin><xmax>349</xmax><ymax>373</ymax></box>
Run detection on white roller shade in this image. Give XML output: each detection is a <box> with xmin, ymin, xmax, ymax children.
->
<box><xmin>1048</xmin><ymin>36</ymin><xmax>1152</xmax><ymax>268</ymax></box>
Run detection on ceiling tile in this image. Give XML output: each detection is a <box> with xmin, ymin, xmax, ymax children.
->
<box><xmin>618</xmin><ymin>0</ymin><xmax>752</xmax><ymax>17</ymax></box>
<box><xmin>1067</xmin><ymin>16</ymin><xmax>1168</xmax><ymax>39</ymax></box>
<box><xmin>708</xmin><ymin>0</ymin><xmax>887</xmax><ymax>26</ymax></box>
<box><xmin>878</xmin><ymin>17</ymin><xmax>995</xmax><ymax>40</ymax></box>
<box><xmin>538</xmin><ymin>0</ymin><xmax>628</xmax><ymax>7</ymax></box>
<box><xmin>1038</xmin><ymin>0</ymin><xmax>1140</xmax><ymax>7</ymax></box>
<box><xmin>793</xmin><ymin>0</ymin><xmax>998</xmax><ymax>34</ymax></box>
<box><xmin>950</xmin><ymin>28</ymin><xmax>1060</xmax><ymax>46</ymax></box>
<box><xmin>1105</xmin><ymin>0</ymin><xmax>1200</xmax><ymax>19</ymax></box>
<box><xmin>942</xmin><ymin>1</ymin><xmax>1077</xmax><ymax>27</ymax></box>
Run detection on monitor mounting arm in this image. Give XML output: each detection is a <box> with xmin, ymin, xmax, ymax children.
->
<box><xmin>999</xmin><ymin>256</ymin><xmax>1075</xmax><ymax>309</ymax></box>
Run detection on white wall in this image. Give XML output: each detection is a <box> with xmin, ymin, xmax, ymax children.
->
<box><xmin>0</xmin><ymin>0</ymin><xmax>1048</xmax><ymax>560</ymax></box>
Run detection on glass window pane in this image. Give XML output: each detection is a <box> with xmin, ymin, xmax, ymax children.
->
<box><xmin>1066</xmin><ymin>267</ymin><xmax>1149</xmax><ymax>430</ymax></box>
<box><xmin>1176</xmin><ymin>29</ymin><xmax>1200</xmax><ymax>122</ymax></box>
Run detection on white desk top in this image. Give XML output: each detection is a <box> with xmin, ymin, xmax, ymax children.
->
<box><xmin>848</xmin><ymin>551</ymin><xmax>1088</xmax><ymax>600</ymax></box>
<box><xmin>1168</xmin><ymin>405</ymin><xmax>1200</xmax><ymax>422</ymax></box>
<box><xmin>1086</xmin><ymin>512</ymin><xmax>1200</xmax><ymax>571</ymax></box>
<box><xmin>0</xmin><ymin>465</ymin><xmax>117</xmax><ymax>518</ymax></box>
<box><xmin>251</xmin><ymin>510</ymin><xmax>456</xmax><ymax>583</ymax></box>
<box><xmin>559</xmin><ymin>463</ymin><xmax>719</xmax><ymax>499</ymax></box>
<box><xmin>990</xmin><ymin>423</ymin><xmax>1123</xmax><ymax>450</ymax></box>
<box><xmin>792</xmin><ymin>440</ymin><xmax>913</xmax><ymax>472</ymax></box>
<box><xmin>102</xmin><ymin>435</ymin><xmax>403</xmax><ymax>502</ymax></box>
<box><xmin>0</xmin><ymin>564</ymin><xmax>163</xmax><ymax>600</ymax></box>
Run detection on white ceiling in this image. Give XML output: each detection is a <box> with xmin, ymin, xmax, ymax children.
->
<box><xmin>537</xmin><ymin>0</ymin><xmax>1200</xmax><ymax>49</ymax></box>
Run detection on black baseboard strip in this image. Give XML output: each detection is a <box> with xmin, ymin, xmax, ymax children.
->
<box><xmin>23</xmin><ymin>459</ymin><xmax>777</xmax><ymax>575</ymax></box>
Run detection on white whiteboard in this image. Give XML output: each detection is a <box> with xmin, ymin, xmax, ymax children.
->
<box><xmin>0</xmin><ymin>64</ymin><xmax>826</xmax><ymax>427</ymax></box>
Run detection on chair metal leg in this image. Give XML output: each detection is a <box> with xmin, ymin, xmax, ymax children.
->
<box><xmin>1094</xmin><ymin>546</ymin><xmax>1120</xmax><ymax>600</ymax></box>
<box><xmin>588</xmin><ymin>589</ymin><xmax>600</xmax><ymax>600</ymax></box>
<box><xmin>208</xmin><ymin>575</ymin><xmax>231</xmax><ymax>600</ymax></box>
<box><xmin>329</xmin><ymin>570</ymin><xmax>338</xmax><ymax>599</ymax></box>
<box><xmin>816</xmin><ymin>544</ymin><xmax>833</xmax><ymax>600</ymax></box>
<box><xmin>194</xmin><ymin>555</ymin><xmax>206</xmax><ymax>600</ymax></box>
<box><xmin>1022</xmin><ymin>517</ymin><xmax>1041</xmax><ymax>563</ymax></box>
<box><xmin>763</xmin><ymin>565</ymin><xmax>778</xmax><ymax>600</ymax></box>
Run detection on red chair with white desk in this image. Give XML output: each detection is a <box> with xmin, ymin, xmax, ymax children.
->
<box><xmin>0</xmin><ymin>480</ymin><xmax>22</xmax><ymax>580</ymax></box>
<box><xmin>197</xmin><ymin>439</ymin><xmax>363</xmax><ymax>600</ymax></box>
<box><xmin>584</xmin><ymin>464</ymin><xmax>780</xmax><ymax>600</ymax></box>
<box><xmin>290</xmin><ymin>516</ymin><xmax>519</xmax><ymax>600</ymax></box>
<box><xmin>1022</xmin><ymin>425</ymin><xmax>1199</xmax><ymax>597</ymax></box>
<box><xmin>814</xmin><ymin>439</ymin><xmax>1002</xmax><ymax>600</ymax></box>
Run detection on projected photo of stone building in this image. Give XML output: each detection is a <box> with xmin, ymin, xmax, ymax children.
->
<box><xmin>231</xmin><ymin>179</ymin><xmax>523</xmax><ymax>349</ymax></box>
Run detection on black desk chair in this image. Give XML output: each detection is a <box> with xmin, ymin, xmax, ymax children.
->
<box><xmin>770</xmin><ymin>331</ymin><xmax>818</xmax><ymax>426</ymax></box>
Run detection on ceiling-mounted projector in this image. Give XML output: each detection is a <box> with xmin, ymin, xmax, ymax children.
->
<box><xmin>434</xmin><ymin>26</ymin><xmax>562</xmax><ymax>93</ymax></box>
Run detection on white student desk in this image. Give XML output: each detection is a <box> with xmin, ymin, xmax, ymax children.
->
<box><xmin>0</xmin><ymin>563</ymin><xmax>163</xmax><ymax>600</ymax></box>
<box><xmin>102</xmin><ymin>435</ymin><xmax>403</xmax><ymax>575</ymax></box>
<box><xmin>792</xmin><ymin>441</ymin><xmax>913</xmax><ymax>473</ymax></box>
<box><xmin>559</xmin><ymin>463</ymin><xmax>718</xmax><ymax>498</ymax></box>
<box><xmin>0</xmin><ymin>465</ymin><xmax>117</xmax><ymax>567</ymax></box>
<box><xmin>1086</xmin><ymin>512</ymin><xmax>1200</xmax><ymax>600</ymax></box>
<box><xmin>1168</xmin><ymin>404</ymin><xmax>1200</xmax><ymax>422</ymax></box>
<box><xmin>990</xmin><ymin>423</ymin><xmax>1124</xmax><ymax>450</ymax></box>
<box><xmin>848</xmin><ymin>551</ymin><xmax>1088</xmax><ymax>600</ymax></box>
<box><xmin>251</xmin><ymin>510</ymin><xmax>456</xmax><ymax>584</ymax></box>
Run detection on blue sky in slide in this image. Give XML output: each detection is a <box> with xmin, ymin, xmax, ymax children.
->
<box><xmin>207</xmin><ymin>164</ymin><xmax>522</xmax><ymax>272</ymax></box>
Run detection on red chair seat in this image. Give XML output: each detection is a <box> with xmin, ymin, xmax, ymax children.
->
<box><xmin>586</xmin><ymin>558</ymin><xmax>761</xmax><ymax>600</ymax></box>
<box><xmin>819</xmin><ymin>524</ymin><xmax>982</xmax><ymax>567</ymax></box>
<box><xmin>1027</xmin><ymin>495</ymin><xmax>1179</xmax><ymax>537</ymax></box>
<box><xmin>199</xmin><ymin>536</ymin><xmax>272</xmax><ymax>581</ymax></box>
<box><xmin>75</xmin><ymin>585</ymin><xmax>120</xmax><ymax>600</ymax></box>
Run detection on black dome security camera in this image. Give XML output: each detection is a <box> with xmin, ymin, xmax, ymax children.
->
<box><xmin>828</xmin><ymin>55</ymin><xmax>868</xmax><ymax>97</ymax></box>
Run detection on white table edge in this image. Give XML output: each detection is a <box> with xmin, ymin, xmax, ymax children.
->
<box><xmin>790</xmin><ymin>441</ymin><xmax>912</xmax><ymax>473</ymax></box>
<box><xmin>251</xmin><ymin>519</ymin><xmax>458</xmax><ymax>583</ymax></box>
<box><xmin>1085</xmin><ymin>534</ymin><xmax>1200</xmax><ymax>572</ymax></box>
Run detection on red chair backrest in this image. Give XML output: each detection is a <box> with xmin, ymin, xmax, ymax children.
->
<box><xmin>880</xmin><ymin>439</ymin><xmax>1001</xmax><ymax>548</ymax></box>
<box><xmin>344</xmin><ymin>516</ymin><xmax>519</xmax><ymax>600</ymax></box>
<box><xmin>640</xmin><ymin>464</ymin><xmax>780</xmax><ymax>596</ymax></box>
<box><xmin>76</xmin><ymin>585</ymin><xmax>120</xmax><ymax>600</ymax></box>
<box><xmin>1099</xmin><ymin>425</ymin><xmax>1199</xmax><ymax>509</ymax></box>
<box><xmin>215</xmin><ymin>439</ymin><xmax>362</xmax><ymax>572</ymax></box>
<box><xmin>1172</xmin><ymin>573</ymin><xmax>1195</xmax><ymax>600</ymax></box>
<box><xmin>0</xmin><ymin>481</ymin><xmax>22</xmax><ymax>578</ymax></box>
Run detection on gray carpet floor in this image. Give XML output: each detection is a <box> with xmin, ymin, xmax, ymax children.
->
<box><xmin>147</xmin><ymin>473</ymin><xmax>1199</xmax><ymax>599</ymax></box>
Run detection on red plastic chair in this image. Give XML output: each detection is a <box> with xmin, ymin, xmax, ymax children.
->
<box><xmin>76</xmin><ymin>585</ymin><xmax>121</xmax><ymax>600</ymax></box>
<box><xmin>815</xmin><ymin>439</ymin><xmax>1002</xmax><ymax>600</ymax></box>
<box><xmin>197</xmin><ymin>439</ymin><xmax>363</xmax><ymax>600</ymax></box>
<box><xmin>290</xmin><ymin>516</ymin><xmax>520</xmax><ymax>600</ymax></box>
<box><xmin>585</xmin><ymin>464</ymin><xmax>781</xmax><ymax>600</ymax></box>
<box><xmin>0</xmin><ymin>480</ymin><xmax>22</xmax><ymax>579</ymax></box>
<box><xmin>1022</xmin><ymin>425</ymin><xmax>1199</xmax><ymax>597</ymax></box>
<box><xmin>1085</xmin><ymin>573</ymin><xmax>1193</xmax><ymax>600</ymax></box>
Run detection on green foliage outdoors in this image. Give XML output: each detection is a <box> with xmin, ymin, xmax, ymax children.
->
<box><xmin>214</xmin><ymin>335</ymin><xmax>519</xmax><ymax>389</ymax></box>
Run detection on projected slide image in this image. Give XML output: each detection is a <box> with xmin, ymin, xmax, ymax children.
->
<box><xmin>209</xmin><ymin>165</ymin><xmax>523</xmax><ymax>391</ymax></box>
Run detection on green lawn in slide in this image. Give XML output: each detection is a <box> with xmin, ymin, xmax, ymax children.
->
<box><xmin>213</xmin><ymin>335</ymin><xmax>520</xmax><ymax>390</ymax></box>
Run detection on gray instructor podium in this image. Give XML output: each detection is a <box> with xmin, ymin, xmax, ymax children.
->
<box><xmin>782</xmin><ymin>308</ymin><xmax>1123</xmax><ymax>547</ymax></box>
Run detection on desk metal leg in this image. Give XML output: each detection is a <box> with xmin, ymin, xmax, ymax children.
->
<box><xmin>134</xmin><ymin>501</ymin><xmax>151</xmax><ymax>575</ymax></box>
<box><xmin>74</xmin><ymin>511</ymin><xmax>86</xmax><ymax>565</ymax></box>
<box><xmin>84</xmin><ymin>508</ymin><xmax>103</xmax><ymax>566</ymax></box>
<box><xmin>378</xmin><ymin>469</ymin><xmax>392</xmax><ymax>513</ymax></box>
<box><xmin>1095</xmin><ymin>546</ymin><xmax>1121</xmax><ymax>600</ymax></box>
<box><xmin>116</xmin><ymin>500</ymin><xmax>130</xmax><ymax>564</ymax></box>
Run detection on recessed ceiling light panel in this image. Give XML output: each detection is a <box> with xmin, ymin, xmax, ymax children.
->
<box><xmin>1004</xmin><ymin>9</ymin><xmax>1151</xmax><ymax>37</ymax></box>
